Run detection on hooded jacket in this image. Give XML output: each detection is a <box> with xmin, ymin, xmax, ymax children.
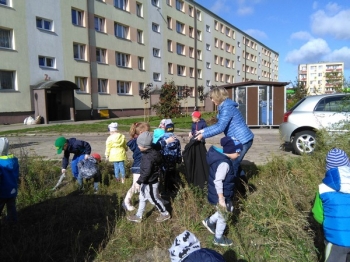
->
<box><xmin>0</xmin><ymin>155</ymin><xmax>20</xmax><ymax>199</ymax></box>
<box><xmin>191</xmin><ymin>118</ymin><xmax>207</xmax><ymax>136</ymax></box>
<box><xmin>136</xmin><ymin>148</ymin><xmax>162</xmax><ymax>185</ymax></box>
<box><xmin>312</xmin><ymin>166</ymin><xmax>350</xmax><ymax>247</ymax></box>
<box><xmin>202</xmin><ymin>98</ymin><xmax>254</xmax><ymax>144</ymax></box>
<box><xmin>62</xmin><ymin>138</ymin><xmax>91</xmax><ymax>169</ymax></box>
<box><xmin>127</xmin><ymin>138</ymin><xmax>142</xmax><ymax>174</ymax></box>
<box><xmin>105</xmin><ymin>132</ymin><xmax>127</xmax><ymax>162</ymax></box>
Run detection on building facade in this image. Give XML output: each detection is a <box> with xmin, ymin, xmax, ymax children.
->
<box><xmin>0</xmin><ymin>0</ymin><xmax>279</xmax><ymax>124</ymax></box>
<box><xmin>298</xmin><ymin>62</ymin><xmax>344</xmax><ymax>94</ymax></box>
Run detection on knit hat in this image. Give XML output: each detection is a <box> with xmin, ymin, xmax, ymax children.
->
<box><xmin>220</xmin><ymin>137</ymin><xmax>243</xmax><ymax>154</ymax></box>
<box><xmin>192</xmin><ymin>111</ymin><xmax>201</xmax><ymax>118</ymax></box>
<box><xmin>165</xmin><ymin>123</ymin><xmax>174</xmax><ymax>133</ymax></box>
<box><xmin>108</xmin><ymin>122</ymin><xmax>118</xmax><ymax>131</ymax></box>
<box><xmin>153</xmin><ymin>128</ymin><xmax>165</xmax><ymax>143</ymax></box>
<box><xmin>0</xmin><ymin>137</ymin><xmax>9</xmax><ymax>156</ymax></box>
<box><xmin>159</xmin><ymin>119</ymin><xmax>173</xmax><ymax>128</ymax></box>
<box><xmin>91</xmin><ymin>153</ymin><xmax>101</xmax><ymax>162</ymax></box>
<box><xmin>55</xmin><ymin>136</ymin><xmax>67</xmax><ymax>154</ymax></box>
<box><xmin>326</xmin><ymin>148</ymin><xmax>350</xmax><ymax>171</ymax></box>
<box><xmin>169</xmin><ymin>230</ymin><xmax>201</xmax><ymax>262</ymax></box>
<box><xmin>137</xmin><ymin>131</ymin><xmax>153</xmax><ymax>149</ymax></box>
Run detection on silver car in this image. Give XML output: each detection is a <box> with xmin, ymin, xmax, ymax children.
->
<box><xmin>279</xmin><ymin>94</ymin><xmax>350</xmax><ymax>154</ymax></box>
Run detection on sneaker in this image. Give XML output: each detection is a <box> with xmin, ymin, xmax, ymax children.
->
<box><xmin>213</xmin><ymin>236</ymin><xmax>233</xmax><ymax>247</ymax></box>
<box><xmin>156</xmin><ymin>212</ymin><xmax>171</xmax><ymax>222</ymax></box>
<box><xmin>122</xmin><ymin>202</ymin><xmax>135</xmax><ymax>212</ymax></box>
<box><xmin>202</xmin><ymin>217</ymin><xmax>216</xmax><ymax>234</ymax></box>
<box><xmin>94</xmin><ymin>189</ymin><xmax>98</xmax><ymax>194</ymax></box>
<box><xmin>121</xmin><ymin>178</ymin><xmax>125</xmax><ymax>184</ymax></box>
<box><xmin>127</xmin><ymin>214</ymin><xmax>142</xmax><ymax>223</ymax></box>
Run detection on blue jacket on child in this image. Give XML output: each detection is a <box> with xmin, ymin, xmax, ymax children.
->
<box><xmin>0</xmin><ymin>154</ymin><xmax>20</xmax><ymax>199</ymax></box>
<box><xmin>127</xmin><ymin>138</ymin><xmax>142</xmax><ymax>174</ymax></box>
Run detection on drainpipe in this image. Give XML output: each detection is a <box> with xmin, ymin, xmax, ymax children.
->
<box><xmin>194</xmin><ymin>4</ymin><xmax>198</xmax><ymax>109</ymax></box>
<box><xmin>87</xmin><ymin>0</ymin><xmax>94</xmax><ymax>119</ymax></box>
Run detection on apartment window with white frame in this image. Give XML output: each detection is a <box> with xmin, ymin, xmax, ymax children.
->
<box><xmin>72</xmin><ymin>9</ymin><xmax>84</xmax><ymax>26</ymax></box>
<box><xmin>189</xmin><ymin>47</ymin><xmax>194</xmax><ymax>58</ymax></box>
<box><xmin>206</xmin><ymin>25</ymin><xmax>210</xmax><ymax>32</ymax></box>
<box><xmin>220</xmin><ymin>57</ymin><xmax>223</xmax><ymax>66</ymax></box>
<box><xmin>116</xmin><ymin>52</ymin><xmax>130</xmax><ymax>67</ymax></box>
<box><xmin>206</xmin><ymin>62</ymin><xmax>211</xmax><ymax>69</ymax></box>
<box><xmin>177</xmin><ymin>21</ymin><xmax>185</xmax><ymax>34</ymax></box>
<box><xmin>188</xmin><ymin>6</ymin><xmax>193</xmax><ymax>17</ymax></box>
<box><xmin>75</xmin><ymin>77</ymin><xmax>87</xmax><ymax>92</ymax></box>
<box><xmin>196</xmin><ymin>10</ymin><xmax>201</xmax><ymax>20</ymax></box>
<box><xmin>225</xmin><ymin>27</ymin><xmax>230</xmax><ymax>36</ymax></box>
<box><xmin>139</xmin><ymin>82</ymin><xmax>144</xmax><ymax>93</ymax></box>
<box><xmin>115</xmin><ymin>23</ymin><xmax>129</xmax><ymax>39</ymax></box>
<box><xmin>225</xmin><ymin>59</ymin><xmax>230</xmax><ymax>68</ymax></box>
<box><xmin>114</xmin><ymin>0</ymin><xmax>128</xmax><ymax>11</ymax></box>
<box><xmin>197</xmin><ymin>50</ymin><xmax>202</xmax><ymax>60</ymax></box>
<box><xmin>94</xmin><ymin>16</ymin><xmax>105</xmax><ymax>32</ymax></box>
<box><xmin>237</xmin><ymin>56</ymin><xmax>241</xmax><ymax>62</ymax></box>
<box><xmin>137</xmin><ymin>30</ymin><xmax>143</xmax><ymax>43</ymax></box>
<box><xmin>167</xmin><ymin>16</ymin><xmax>172</xmax><ymax>29</ymax></box>
<box><xmin>214</xmin><ymin>55</ymin><xmax>218</xmax><ymax>65</ymax></box>
<box><xmin>167</xmin><ymin>40</ymin><xmax>172</xmax><ymax>52</ymax></box>
<box><xmin>136</xmin><ymin>2</ymin><xmax>143</xmax><ymax>17</ymax></box>
<box><xmin>237</xmin><ymin>70</ymin><xmax>240</xmax><ymax>76</ymax></box>
<box><xmin>176</xmin><ymin>0</ymin><xmax>184</xmax><ymax>12</ymax></box>
<box><xmin>215</xmin><ymin>72</ymin><xmax>218</xmax><ymax>81</ymax></box>
<box><xmin>117</xmin><ymin>81</ymin><xmax>130</xmax><ymax>94</ymax></box>
<box><xmin>176</xmin><ymin>43</ymin><xmax>185</xmax><ymax>55</ymax></box>
<box><xmin>0</xmin><ymin>0</ymin><xmax>10</xmax><ymax>7</ymax></box>
<box><xmin>177</xmin><ymin>65</ymin><xmax>185</xmax><ymax>76</ymax></box>
<box><xmin>36</xmin><ymin>17</ymin><xmax>53</xmax><ymax>31</ymax></box>
<box><xmin>189</xmin><ymin>67</ymin><xmax>194</xmax><ymax>78</ymax></box>
<box><xmin>152</xmin><ymin>23</ymin><xmax>160</xmax><ymax>33</ymax></box>
<box><xmin>220</xmin><ymin>73</ymin><xmax>223</xmax><ymax>82</ymax></box>
<box><xmin>226</xmin><ymin>74</ymin><xmax>230</xmax><ymax>83</ymax></box>
<box><xmin>206</xmin><ymin>80</ymin><xmax>211</xmax><ymax>86</ymax></box>
<box><xmin>152</xmin><ymin>0</ymin><xmax>159</xmax><ymax>7</ymax></box>
<box><xmin>214</xmin><ymin>38</ymin><xmax>218</xmax><ymax>48</ymax></box>
<box><xmin>238</xmin><ymin>41</ymin><xmax>241</xmax><ymax>47</ymax></box>
<box><xmin>197</xmin><ymin>30</ymin><xmax>202</xmax><ymax>40</ymax></box>
<box><xmin>73</xmin><ymin>43</ymin><xmax>86</xmax><ymax>60</ymax></box>
<box><xmin>189</xmin><ymin>27</ymin><xmax>194</xmax><ymax>38</ymax></box>
<box><xmin>138</xmin><ymin>56</ymin><xmax>144</xmax><ymax>70</ymax></box>
<box><xmin>232</xmin><ymin>60</ymin><xmax>235</xmax><ymax>68</ymax></box>
<box><xmin>153</xmin><ymin>48</ymin><xmax>160</xmax><ymax>57</ymax></box>
<box><xmin>166</xmin><ymin>0</ymin><xmax>171</xmax><ymax>6</ymax></box>
<box><xmin>98</xmin><ymin>78</ymin><xmax>108</xmax><ymax>93</ymax></box>
<box><xmin>0</xmin><ymin>28</ymin><xmax>12</xmax><ymax>49</ymax></box>
<box><xmin>197</xmin><ymin>69</ymin><xmax>202</xmax><ymax>79</ymax></box>
<box><xmin>38</xmin><ymin>56</ymin><xmax>55</xmax><ymax>68</ymax></box>
<box><xmin>168</xmin><ymin>63</ymin><xmax>173</xmax><ymax>74</ymax></box>
<box><xmin>0</xmin><ymin>70</ymin><xmax>15</xmax><ymax>90</ymax></box>
<box><xmin>226</xmin><ymin>43</ymin><xmax>230</xmax><ymax>52</ymax></box>
<box><xmin>214</xmin><ymin>20</ymin><xmax>218</xmax><ymax>30</ymax></box>
<box><xmin>96</xmin><ymin>48</ymin><xmax>106</xmax><ymax>63</ymax></box>
<box><xmin>206</xmin><ymin>44</ymin><xmax>211</xmax><ymax>51</ymax></box>
<box><xmin>153</xmin><ymin>72</ymin><xmax>161</xmax><ymax>81</ymax></box>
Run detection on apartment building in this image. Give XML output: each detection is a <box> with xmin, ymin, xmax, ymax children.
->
<box><xmin>0</xmin><ymin>0</ymin><xmax>279</xmax><ymax>124</ymax></box>
<box><xmin>298</xmin><ymin>62</ymin><xmax>344</xmax><ymax>94</ymax></box>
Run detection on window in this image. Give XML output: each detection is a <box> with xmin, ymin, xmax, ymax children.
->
<box><xmin>197</xmin><ymin>30</ymin><xmax>202</xmax><ymax>40</ymax></box>
<box><xmin>226</xmin><ymin>43</ymin><xmax>230</xmax><ymax>52</ymax></box>
<box><xmin>206</xmin><ymin>62</ymin><xmax>211</xmax><ymax>69</ymax></box>
<box><xmin>188</xmin><ymin>6</ymin><xmax>193</xmax><ymax>17</ymax></box>
<box><xmin>168</xmin><ymin>63</ymin><xmax>173</xmax><ymax>74</ymax></box>
<box><xmin>206</xmin><ymin>25</ymin><xmax>210</xmax><ymax>32</ymax></box>
<box><xmin>206</xmin><ymin>44</ymin><xmax>211</xmax><ymax>51</ymax></box>
<box><xmin>138</xmin><ymin>56</ymin><xmax>144</xmax><ymax>70</ymax></box>
<box><xmin>206</xmin><ymin>80</ymin><xmax>211</xmax><ymax>86</ymax></box>
<box><xmin>166</xmin><ymin>0</ymin><xmax>171</xmax><ymax>6</ymax></box>
<box><xmin>225</xmin><ymin>59</ymin><xmax>230</xmax><ymax>68</ymax></box>
<box><xmin>214</xmin><ymin>38</ymin><xmax>218</xmax><ymax>48</ymax></box>
<box><xmin>98</xmin><ymin>78</ymin><xmax>108</xmax><ymax>93</ymax></box>
<box><xmin>0</xmin><ymin>0</ymin><xmax>9</xmax><ymax>6</ymax></box>
<box><xmin>73</xmin><ymin>43</ymin><xmax>86</xmax><ymax>60</ymax></box>
<box><xmin>116</xmin><ymin>52</ymin><xmax>130</xmax><ymax>67</ymax></box>
<box><xmin>214</xmin><ymin>20</ymin><xmax>218</xmax><ymax>30</ymax></box>
<box><xmin>153</xmin><ymin>48</ymin><xmax>160</xmax><ymax>57</ymax></box>
<box><xmin>36</xmin><ymin>17</ymin><xmax>52</xmax><ymax>31</ymax></box>
<box><xmin>139</xmin><ymin>82</ymin><xmax>144</xmax><ymax>93</ymax></box>
<box><xmin>215</xmin><ymin>72</ymin><xmax>218</xmax><ymax>81</ymax></box>
<box><xmin>114</xmin><ymin>0</ymin><xmax>128</xmax><ymax>11</ymax></box>
<box><xmin>214</xmin><ymin>55</ymin><xmax>218</xmax><ymax>65</ymax></box>
<box><xmin>75</xmin><ymin>77</ymin><xmax>87</xmax><ymax>92</ymax></box>
<box><xmin>189</xmin><ymin>47</ymin><xmax>194</xmax><ymax>58</ymax></box>
<box><xmin>189</xmin><ymin>67</ymin><xmax>194</xmax><ymax>78</ymax></box>
<box><xmin>220</xmin><ymin>57</ymin><xmax>224</xmax><ymax>66</ymax></box>
<box><xmin>38</xmin><ymin>56</ymin><xmax>55</xmax><ymax>68</ymax></box>
<box><xmin>176</xmin><ymin>43</ymin><xmax>185</xmax><ymax>55</ymax></box>
<box><xmin>151</xmin><ymin>0</ymin><xmax>159</xmax><ymax>7</ymax></box>
<box><xmin>96</xmin><ymin>48</ymin><xmax>107</xmax><ymax>63</ymax></box>
<box><xmin>197</xmin><ymin>50</ymin><xmax>202</xmax><ymax>60</ymax></box>
<box><xmin>232</xmin><ymin>60</ymin><xmax>235</xmax><ymax>68</ymax></box>
<box><xmin>167</xmin><ymin>40</ymin><xmax>172</xmax><ymax>52</ymax></box>
<box><xmin>71</xmin><ymin>9</ymin><xmax>84</xmax><ymax>26</ymax></box>
<box><xmin>189</xmin><ymin>26</ymin><xmax>194</xmax><ymax>38</ymax></box>
<box><xmin>237</xmin><ymin>70</ymin><xmax>241</xmax><ymax>76</ymax></box>
<box><xmin>237</xmin><ymin>56</ymin><xmax>241</xmax><ymax>62</ymax></box>
<box><xmin>196</xmin><ymin>10</ymin><xmax>201</xmax><ymax>21</ymax></box>
<box><xmin>115</xmin><ymin>23</ymin><xmax>129</xmax><ymax>39</ymax></box>
<box><xmin>197</xmin><ymin>69</ymin><xmax>202</xmax><ymax>79</ymax></box>
<box><xmin>153</xmin><ymin>72</ymin><xmax>161</xmax><ymax>81</ymax></box>
<box><xmin>167</xmin><ymin>17</ymin><xmax>172</xmax><ymax>29</ymax></box>
<box><xmin>117</xmin><ymin>81</ymin><xmax>130</xmax><ymax>94</ymax></box>
<box><xmin>238</xmin><ymin>41</ymin><xmax>241</xmax><ymax>47</ymax></box>
<box><xmin>0</xmin><ymin>28</ymin><xmax>12</xmax><ymax>49</ymax></box>
<box><xmin>94</xmin><ymin>16</ymin><xmax>105</xmax><ymax>32</ymax></box>
<box><xmin>152</xmin><ymin>23</ymin><xmax>160</xmax><ymax>33</ymax></box>
<box><xmin>137</xmin><ymin>30</ymin><xmax>143</xmax><ymax>43</ymax></box>
<box><xmin>226</xmin><ymin>74</ymin><xmax>230</xmax><ymax>83</ymax></box>
<box><xmin>0</xmin><ymin>70</ymin><xmax>15</xmax><ymax>90</ymax></box>
<box><xmin>176</xmin><ymin>21</ymin><xmax>185</xmax><ymax>34</ymax></box>
<box><xmin>225</xmin><ymin>27</ymin><xmax>230</xmax><ymax>36</ymax></box>
<box><xmin>220</xmin><ymin>24</ymin><xmax>224</xmax><ymax>33</ymax></box>
<box><xmin>220</xmin><ymin>73</ymin><xmax>223</xmax><ymax>82</ymax></box>
<box><xmin>136</xmin><ymin>2</ymin><xmax>143</xmax><ymax>17</ymax></box>
<box><xmin>177</xmin><ymin>65</ymin><xmax>185</xmax><ymax>76</ymax></box>
<box><xmin>176</xmin><ymin>0</ymin><xmax>184</xmax><ymax>11</ymax></box>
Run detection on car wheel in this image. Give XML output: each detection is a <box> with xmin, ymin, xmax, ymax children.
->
<box><xmin>292</xmin><ymin>130</ymin><xmax>316</xmax><ymax>155</ymax></box>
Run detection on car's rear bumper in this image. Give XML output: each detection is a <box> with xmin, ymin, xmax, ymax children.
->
<box><xmin>279</xmin><ymin>122</ymin><xmax>299</xmax><ymax>142</ymax></box>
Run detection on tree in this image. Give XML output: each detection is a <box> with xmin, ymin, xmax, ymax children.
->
<box><xmin>181</xmin><ymin>85</ymin><xmax>191</xmax><ymax>116</ymax></box>
<box><xmin>151</xmin><ymin>81</ymin><xmax>181</xmax><ymax>118</ymax></box>
<box><xmin>139</xmin><ymin>83</ymin><xmax>152</xmax><ymax>122</ymax></box>
<box><xmin>324</xmin><ymin>71</ymin><xmax>344</xmax><ymax>93</ymax></box>
<box><xmin>197</xmin><ymin>85</ymin><xmax>209</xmax><ymax>111</ymax></box>
<box><xmin>287</xmin><ymin>79</ymin><xmax>308</xmax><ymax>110</ymax></box>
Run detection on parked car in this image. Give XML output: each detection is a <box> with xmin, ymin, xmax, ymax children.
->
<box><xmin>279</xmin><ymin>94</ymin><xmax>350</xmax><ymax>155</ymax></box>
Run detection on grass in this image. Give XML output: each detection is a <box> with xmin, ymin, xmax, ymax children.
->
<box><xmin>0</xmin><ymin>118</ymin><xmax>341</xmax><ymax>261</ymax></box>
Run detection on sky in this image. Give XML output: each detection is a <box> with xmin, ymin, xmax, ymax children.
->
<box><xmin>196</xmin><ymin>0</ymin><xmax>350</xmax><ymax>86</ymax></box>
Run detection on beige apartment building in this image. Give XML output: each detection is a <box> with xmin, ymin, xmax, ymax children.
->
<box><xmin>0</xmin><ymin>0</ymin><xmax>279</xmax><ymax>124</ymax></box>
<box><xmin>298</xmin><ymin>62</ymin><xmax>344</xmax><ymax>94</ymax></box>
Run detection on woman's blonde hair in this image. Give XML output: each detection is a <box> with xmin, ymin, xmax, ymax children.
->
<box><xmin>209</xmin><ymin>87</ymin><xmax>229</xmax><ymax>103</ymax></box>
<box><xmin>129</xmin><ymin>122</ymin><xmax>150</xmax><ymax>138</ymax></box>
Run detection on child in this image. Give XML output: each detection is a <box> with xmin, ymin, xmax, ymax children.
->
<box><xmin>312</xmin><ymin>148</ymin><xmax>350</xmax><ymax>261</ymax></box>
<box><xmin>202</xmin><ymin>136</ymin><xmax>243</xmax><ymax>246</ymax></box>
<box><xmin>189</xmin><ymin>111</ymin><xmax>207</xmax><ymax>139</ymax></box>
<box><xmin>55</xmin><ymin>136</ymin><xmax>91</xmax><ymax>181</ymax></box>
<box><xmin>123</xmin><ymin>122</ymin><xmax>150</xmax><ymax>211</ymax></box>
<box><xmin>105</xmin><ymin>122</ymin><xmax>127</xmax><ymax>183</ymax></box>
<box><xmin>152</xmin><ymin>127</ymin><xmax>165</xmax><ymax>144</ymax></box>
<box><xmin>0</xmin><ymin>137</ymin><xmax>20</xmax><ymax>224</ymax></box>
<box><xmin>77</xmin><ymin>153</ymin><xmax>102</xmax><ymax>193</ymax></box>
<box><xmin>127</xmin><ymin>131</ymin><xmax>170</xmax><ymax>223</ymax></box>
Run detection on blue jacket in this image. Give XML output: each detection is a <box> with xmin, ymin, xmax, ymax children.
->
<box><xmin>206</xmin><ymin>146</ymin><xmax>235</xmax><ymax>205</ymax></box>
<box><xmin>184</xmin><ymin>248</ymin><xmax>225</xmax><ymax>262</ymax></box>
<box><xmin>127</xmin><ymin>138</ymin><xmax>142</xmax><ymax>174</ymax></box>
<box><xmin>0</xmin><ymin>155</ymin><xmax>20</xmax><ymax>199</ymax></box>
<box><xmin>62</xmin><ymin>138</ymin><xmax>91</xmax><ymax>169</ymax></box>
<box><xmin>203</xmin><ymin>98</ymin><xmax>254</xmax><ymax>144</ymax></box>
<box><xmin>191</xmin><ymin>118</ymin><xmax>207</xmax><ymax>136</ymax></box>
<box><xmin>158</xmin><ymin>132</ymin><xmax>182</xmax><ymax>168</ymax></box>
<box><xmin>312</xmin><ymin>166</ymin><xmax>350</xmax><ymax>247</ymax></box>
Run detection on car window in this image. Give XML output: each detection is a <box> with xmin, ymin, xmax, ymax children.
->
<box><xmin>290</xmin><ymin>97</ymin><xmax>306</xmax><ymax>111</ymax></box>
<box><xmin>315</xmin><ymin>96</ymin><xmax>350</xmax><ymax>112</ymax></box>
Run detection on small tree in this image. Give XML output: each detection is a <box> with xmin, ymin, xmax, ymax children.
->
<box><xmin>139</xmin><ymin>83</ymin><xmax>152</xmax><ymax>122</ymax></box>
<box><xmin>182</xmin><ymin>85</ymin><xmax>191</xmax><ymax>116</ymax></box>
<box><xmin>324</xmin><ymin>71</ymin><xmax>345</xmax><ymax>93</ymax></box>
<box><xmin>152</xmin><ymin>81</ymin><xmax>181</xmax><ymax>118</ymax></box>
<box><xmin>287</xmin><ymin>79</ymin><xmax>307</xmax><ymax>110</ymax></box>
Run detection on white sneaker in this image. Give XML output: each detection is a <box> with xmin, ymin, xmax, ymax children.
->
<box><xmin>121</xmin><ymin>178</ymin><xmax>125</xmax><ymax>184</ymax></box>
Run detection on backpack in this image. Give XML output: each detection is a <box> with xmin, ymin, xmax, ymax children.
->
<box><xmin>78</xmin><ymin>156</ymin><xmax>99</xmax><ymax>179</ymax></box>
<box><xmin>160</xmin><ymin>133</ymin><xmax>182</xmax><ymax>165</ymax></box>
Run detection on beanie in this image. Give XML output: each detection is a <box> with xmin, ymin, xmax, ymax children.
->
<box><xmin>326</xmin><ymin>148</ymin><xmax>350</xmax><ymax>171</ymax></box>
<box><xmin>108</xmin><ymin>122</ymin><xmax>118</xmax><ymax>131</ymax></box>
<box><xmin>55</xmin><ymin>136</ymin><xmax>67</xmax><ymax>154</ymax></box>
<box><xmin>220</xmin><ymin>137</ymin><xmax>243</xmax><ymax>154</ymax></box>
<box><xmin>91</xmin><ymin>153</ymin><xmax>101</xmax><ymax>162</ymax></box>
<box><xmin>137</xmin><ymin>131</ymin><xmax>153</xmax><ymax>149</ymax></box>
<box><xmin>153</xmin><ymin>128</ymin><xmax>165</xmax><ymax>143</ymax></box>
<box><xmin>169</xmin><ymin>230</ymin><xmax>201</xmax><ymax>262</ymax></box>
<box><xmin>0</xmin><ymin>137</ymin><xmax>9</xmax><ymax>156</ymax></box>
<box><xmin>192</xmin><ymin>111</ymin><xmax>201</xmax><ymax>118</ymax></box>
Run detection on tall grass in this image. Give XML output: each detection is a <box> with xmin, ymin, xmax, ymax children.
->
<box><xmin>1</xmin><ymin>129</ymin><xmax>347</xmax><ymax>261</ymax></box>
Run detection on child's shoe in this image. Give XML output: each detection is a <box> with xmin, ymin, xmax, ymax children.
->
<box><xmin>121</xmin><ymin>178</ymin><xmax>125</xmax><ymax>184</ymax></box>
<box><xmin>127</xmin><ymin>214</ymin><xmax>142</xmax><ymax>223</ymax></box>
<box><xmin>156</xmin><ymin>212</ymin><xmax>170</xmax><ymax>222</ymax></box>
<box><xmin>115</xmin><ymin>177</ymin><xmax>120</xmax><ymax>182</ymax></box>
<box><xmin>122</xmin><ymin>201</ymin><xmax>135</xmax><ymax>211</ymax></box>
<box><xmin>213</xmin><ymin>236</ymin><xmax>233</xmax><ymax>247</ymax></box>
<box><xmin>202</xmin><ymin>217</ymin><xmax>216</xmax><ymax>234</ymax></box>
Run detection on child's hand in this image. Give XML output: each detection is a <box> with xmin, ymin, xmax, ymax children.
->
<box><xmin>218</xmin><ymin>197</ymin><xmax>226</xmax><ymax>208</ymax></box>
<box><xmin>61</xmin><ymin>169</ymin><xmax>66</xmax><ymax>174</ymax></box>
<box><xmin>84</xmin><ymin>154</ymin><xmax>89</xmax><ymax>160</ymax></box>
<box><xmin>188</xmin><ymin>132</ymin><xmax>193</xmax><ymax>138</ymax></box>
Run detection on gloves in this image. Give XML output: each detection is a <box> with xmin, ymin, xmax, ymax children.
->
<box><xmin>84</xmin><ymin>154</ymin><xmax>89</xmax><ymax>160</ymax></box>
<box><xmin>61</xmin><ymin>169</ymin><xmax>66</xmax><ymax>174</ymax></box>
